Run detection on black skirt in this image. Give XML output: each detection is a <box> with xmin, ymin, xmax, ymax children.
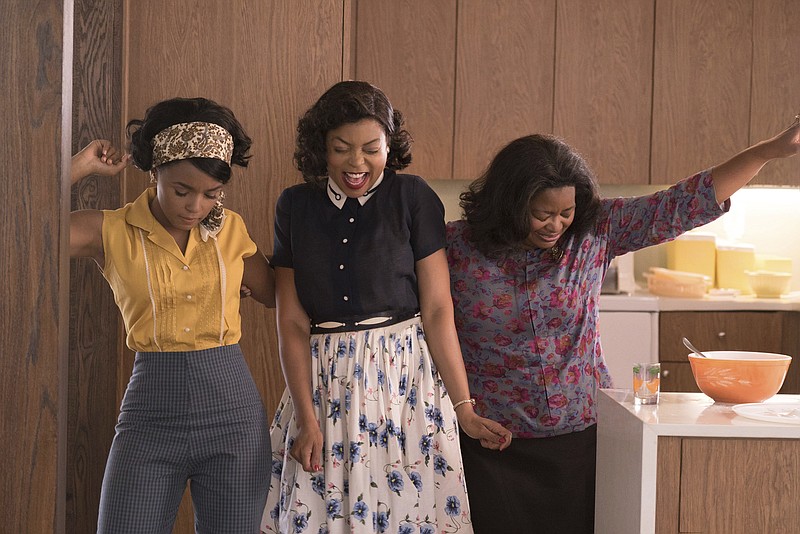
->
<box><xmin>460</xmin><ymin>424</ymin><xmax>597</xmax><ymax>534</ymax></box>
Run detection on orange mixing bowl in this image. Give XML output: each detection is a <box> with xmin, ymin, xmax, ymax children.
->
<box><xmin>688</xmin><ymin>351</ymin><xmax>792</xmax><ymax>403</ymax></box>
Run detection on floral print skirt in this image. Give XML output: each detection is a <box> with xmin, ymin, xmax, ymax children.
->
<box><xmin>261</xmin><ymin>316</ymin><xmax>473</xmax><ymax>534</ymax></box>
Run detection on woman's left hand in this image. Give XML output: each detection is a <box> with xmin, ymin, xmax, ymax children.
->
<box><xmin>456</xmin><ymin>407</ymin><xmax>512</xmax><ymax>451</ymax></box>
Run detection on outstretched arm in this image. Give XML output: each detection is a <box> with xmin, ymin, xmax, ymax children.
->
<box><xmin>69</xmin><ymin>140</ymin><xmax>130</xmax><ymax>262</ymax></box>
<box><xmin>417</xmin><ymin>249</ymin><xmax>512</xmax><ymax>450</ymax></box>
<box><xmin>712</xmin><ymin>115</ymin><xmax>800</xmax><ymax>203</ymax></box>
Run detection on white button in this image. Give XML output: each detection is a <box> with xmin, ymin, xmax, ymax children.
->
<box><xmin>184</xmin><ymin>327</ymin><xmax>191</xmax><ymax>332</ymax></box>
<box><xmin>349</xmin><ymin>218</ymin><xmax>355</xmax><ymax>223</ymax></box>
<box><xmin>342</xmin><ymin>238</ymin><xmax>348</xmax><ymax>244</ymax></box>
<box><xmin>182</xmin><ymin>265</ymin><xmax>189</xmax><ymax>271</ymax></box>
<box><xmin>343</xmin><ymin>296</ymin><xmax>349</xmax><ymax>301</ymax></box>
<box><xmin>339</xmin><ymin>264</ymin><xmax>344</xmax><ymax>270</ymax></box>
<box><xmin>186</xmin><ymin>295</ymin><xmax>193</xmax><ymax>300</ymax></box>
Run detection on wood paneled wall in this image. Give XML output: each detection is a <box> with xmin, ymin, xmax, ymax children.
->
<box><xmin>0</xmin><ymin>1</ymin><xmax>70</xmax><ymax>532</ymax></box>
<box><xmin>68</xmin><ymin>2</ymin><xmax>124</xmax><ymax>532</ymax></box>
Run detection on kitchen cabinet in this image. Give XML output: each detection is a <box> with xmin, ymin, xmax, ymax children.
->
<box><xmin>352</xmin><ymin>0</ymin><xmax>800</xmax><ymax>185</ymax></box>
<box><xmin>651</xmin><ymin>0</ymin><xmax>753</xmax><ymax>184</ymax></box>
<box><xmin>596</xmin><ymin>390</ymin><xmax>800</xmax><ymax>534</ymax></box>
<box><xmin>750</xmin><ymin>0</ymin><xmax>800</xmax><ymax>186</ymax></box>
<box><xmin>658</xmin><ymin>311</ymin><xmax>800</xmax><ymax>394</ymax></box>
<box><xmin>553</xmin><ymin>0</ymin><xmax>654</xmax><ymax>185</ymax></box>
<box><xmin>656</xmin><ymin>437</ymin><xmax>799</xmax><ymax>533</ymax></box>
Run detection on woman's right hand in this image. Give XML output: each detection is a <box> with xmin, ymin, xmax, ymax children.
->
<box><xmin>289</xmin><ymin>419</ymin><xmax>324</xmax><ymax>473</ymax></box>
<box><xmin>71</xmin><ymin>139</ymin><xmax>130</xmax><ymax>185</ymax></box>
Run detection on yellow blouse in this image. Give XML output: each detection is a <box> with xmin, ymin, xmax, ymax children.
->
<box><xmin>101</xmin><ymin>188</ymin><xmax>256</xmax><ymax>352</ymax></box>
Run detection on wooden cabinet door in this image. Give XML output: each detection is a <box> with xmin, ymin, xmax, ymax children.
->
<box><xmin>553</xmin><ymin>0</ymin><xmax>654</xmax><ymax>185</ymax></box>
<box><xmin>354</xmin><ymin>0</ymin><xmax>457</xmax><ymax>179</ymax></box>
<box><xmin>750</xmin><ymin>0</ymin><xmax>800</xmax><ymax>185</ymax></box>
<box><xmin>659</xmin><ymin>311</ymin><xmax>784</xmax><ymax>362</ymax></box>
<box><xmin>660</xmin><ymin>362</ymin><xmax>701</xmax><ymax>393</ymax></box>
<box><xmin>453</xmin><ymin>0</ymin><xmax>555</xmax><ymax>180</ymax></box>
<box><xmin>651</xmin><ymin>0</ymin><xmax>752</xmax><ymax>184</ymax></box>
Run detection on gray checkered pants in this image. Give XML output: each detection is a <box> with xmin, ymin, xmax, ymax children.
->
<box><xmin>97</xmin><ymin>344</ymin><xmax>270</xmax><ymax>533</ymax></box>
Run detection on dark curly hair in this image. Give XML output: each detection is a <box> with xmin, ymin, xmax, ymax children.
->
<box><xmin>294</xmin><ymin>80</ymin><xmax>413</xmax><ymax>185</ymax></box>
<box><xmin>460</xmin><ymin>134</ymin><xmax>601</xmax><ymax>258</ymax></box>
<box><xmin>126</xmin><ymin>97</ymin><xmax>252</xmax><ymax>184</ymax></box>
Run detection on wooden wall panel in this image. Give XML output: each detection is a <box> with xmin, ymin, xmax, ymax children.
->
<box><xmin>123</xmin><ymin>1</ymin><xmax>347</xmax><ymax>530</ymax></box>
<box><xmin>554</xmin><ymin>0</ymin><xmax>654</xmax><ymax>185</ymax></box>
<box><xmin>751</xmin><ymin>0</ymin><xmax>800</xmax><ymax>186</ymax></box>
<box><xmin>354</xmin><ymin>0</ymin><xmax>457</xmax><ymax>179</ymax></box>
<box><xmin>0</xmin><ymin>1</ymin><xmax>69</xmax><ymax>532</ymax></box>
<box><xmin>455</xmin><ymin>0</ymin><xmax>555</xmax><ymax>180</ymax></box>
<box><xmin>68</xmin><ymin>1</ymin><xmax>125</xmax><ymax>532</ymax></box>
<box><xmin>651</xmin><ymin>0</ymin><xmax>752</xmax><ymax>183</ymax></box>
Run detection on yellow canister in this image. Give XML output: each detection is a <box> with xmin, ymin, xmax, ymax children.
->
<box><xmin>666</xmin><ymin>233</ymin><xmax>716</xmax><ymax>286</ymax></box>
<box><xmin>755</xmin><ymin>254</ymin><xmax>793</xmax><ymax>274</ymax></box>
<box><xmin>716</xmin><ymin>243</ymin><xmax>755</xmax><ymax>292</ymax></box>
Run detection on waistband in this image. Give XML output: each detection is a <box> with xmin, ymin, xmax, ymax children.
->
<box><xmin>310</xmin><ymin>310</ymin><xmax>420</xmax><ymax>334</ymax></box>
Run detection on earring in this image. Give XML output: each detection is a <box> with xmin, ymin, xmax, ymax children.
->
<box><xmin>201</xmin><ymin>190</ymin><xmax>225</xmax><ymax>231</ymax></box>
<box><xmin>149</xmin><ymin>170</ymin><xmax>157</xmax><ymax>184</ymax></box>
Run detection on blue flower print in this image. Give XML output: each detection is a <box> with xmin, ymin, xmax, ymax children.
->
<box><xmin>445</xmin><ymin>495</ymin><xmax>461</xmax><ymax>516</ymax></box>
<box><xmin>376</xmin><ymin>511</ymin><xmax>389</xmax><ymax>533</ymax></box>
<box><xmin>424</xmin><ymin>405</ymin><xmax>435</xmax><ymax>423</ymax></box>
<box><xmin>406</xmin><ymin>334</ymin><xmax>413</xmax><ymax>353</ymax></box>
<box><xmin>353</xmin><ymin>363</ymin><xmax>363</xmax><ymax>380</ymax></box>
<box><xmin>367</xmin><ymin>422</ymin><xmax>379</xmax><ymax>446</ymax></box>
<box><xmin>332</xmin><ymin>442</ymin><xmax>344</xmax><ymax>461</ymax></box>
<box><xmin>358</xmin><ymin>414</ymin><xmax>368</xmax><ymax>433</ymax></box>
<box><xmin>324</xmin><ymin>335</ymin><xmax>331</xmax><ymax>353</ymax></box>
<box><xmin>343</xmin><ymin>478</ymin><xmax>349</xmax><ymax>496</ymax></box>
<box><xmin>317</xmin><ymin>526</ymin><xmax>329</xmax><ymax>534</ymax></box>
<box><xmin>399</xmin><ymin>525</ymin><xmax>413</xmax><ymax>534</ymax></box>
<box><xmin>326</xmin><ymin>498</ymin><xmax>342</xmax><ymax>519</ymax></box>
<box><xmin>386</xmin><ymin>419</ymin><xmax>396</xmax><ymax>436</ymax></box>
<box><xmin>432</xmin><ymin>408</ymin><xmax>445</xmax><ymax>430</ymax></box>
<box><xmin>377</xmin><ymin>369</ymin><xmax>385</xmax><ymax>387</ymax></box>
<box><xmin>269</xmin><ymin>501</ymin><xmax>280</xmax><ymax>520</ymax></box>
<box><xmin>336</xmin><ymin>339</ymin><xmax>346</xmax><ymax>359</ymax></box>
<box><xmin>311</xmin><ymin>474</ymin><xmax>326</xmax><ymax>497</ymax></box>
<box><xmin>407</xmin><ymin>385</ymin><xmax>417</xmax><ymax>407</ymax></box>
<box><xmin>352</xmin><ymin>499</ymin><xmax>369</xmax><ymax>522</ymax></box>
<box><xmin>420</xmin><ymin>526</ymin><xmax>435</xmax><ymax>534</ymax></box>
<box><xmin>398</xmin><ymin>429</ymin><xmax>406</xmax><ymax>453</ymax></box>
<box><xmin>348</xmin><ymin>337</ymin><xmax>356</xmax><ymax>358</ymax></box>
<box><xmin>433</xmin><ymin>454</ymin><xmax>449</xmax><ymax>476</ymax></box>
<box><xmin>419</xmin><ymin>434</ymin><xmax>432</xmax><ymax>456</ymax></box>
<box><xmin>379</xmin><ymin>428</ymin><xmax>389</xmax><ymax>448</ymax></box>
<box><xmin>312</xmin><ymin>388</ymin><xmax>321</xmax><ymax>407</ymax></box>
<box><xmin>311</xmin><ymin>340</ymin><xmax>320</xmax><ymax>359</ymax></box>
<box><xmin>394</xmin><ymin>336</ymin><xmax>403</xmax><ymax>354</ymax></box>
<box><xmin>271</xmin><ymin>458</ymin><xmax>283</xmax><ymax>477</ymax></box>
<box><xmin>344</xmin><ymin>389</ymin><xmax>351</xmax><ymax>411</ymax></box>
<box><xmin>408</xmin><ymin>470</ymin><xmax>423</xmax><ymax>492</ymax></box>
<box><xmin>387</xmin><ymin>469</ymin><xmax>404</xmax><ymax>494</ymax></box>
<box><xmin>329</xmin><ymin>399</ymin><xmax>341</xmax><ymax>424</ymax></box>
<box><xmin>399</xmin><ymin>375</ymin><xmax>408</xmax><ymax>396</ymax></box>
<box><xmin>293</xmin><ymin>513</ymin><xmax>308</xmax><ymax>533</ymax></box>
<box><xmin>349</xmin><ymin>441</ymin><xmax>362</xmax><ymax>463</ymax></box>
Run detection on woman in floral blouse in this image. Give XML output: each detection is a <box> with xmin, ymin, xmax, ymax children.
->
<box><xmin>446</xmin><ymin>116</ymin><xmax>800</xmax><ymax>533</ymax></box>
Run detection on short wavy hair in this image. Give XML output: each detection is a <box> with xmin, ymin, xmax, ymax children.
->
<box><xmin>294</xmin><ymin>81</ymin><xmax>413</xmax><ymax>185</ymax></box>
<box><xmin>460</xmin><ymin>134</ymin><xmax>601</xmax><ymax>258</ymax></box>
<box><xmin>126</xmin><ymin>97</ymin><xmax>252</xmax><ymax>184</ymax></box>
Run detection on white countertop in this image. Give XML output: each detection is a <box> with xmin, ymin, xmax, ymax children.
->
<box><xmin>600</xmin><ymin>389</ymin><xmax>800</xmax><ymax>439</ymax></box>
<box><xmin>599</xmin><ymin>290</ymin><xmax>800</xmax><ymax>312</ymax></box>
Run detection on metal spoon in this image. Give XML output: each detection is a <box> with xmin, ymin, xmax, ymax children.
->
<box><xmin>682</xmin><ymin>337</ymin><xmax>708</xmax><ymax>358</ymax></box>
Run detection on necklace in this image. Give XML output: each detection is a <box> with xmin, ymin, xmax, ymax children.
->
<box><xmin>548</xmin><ymin>244</ymin><xmax>564</xmax><ymax>261</ymax></box>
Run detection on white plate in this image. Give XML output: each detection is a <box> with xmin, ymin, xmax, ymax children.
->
<box><xmin>732</xmin><ymin>403</ymin><xmax>800</xmax><ymax>425</ymax></box>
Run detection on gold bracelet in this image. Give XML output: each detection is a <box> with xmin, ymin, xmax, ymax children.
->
<box><xmin>452</xmin><ymin>398</ymin><xmax>476</xmax><ymax>410</ymax></box>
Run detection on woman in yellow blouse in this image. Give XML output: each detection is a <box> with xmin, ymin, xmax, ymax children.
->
<box><xmin>70</xmin><ymin>97</ymin><xmax>275</xmax><ymax>533</ymax></box>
